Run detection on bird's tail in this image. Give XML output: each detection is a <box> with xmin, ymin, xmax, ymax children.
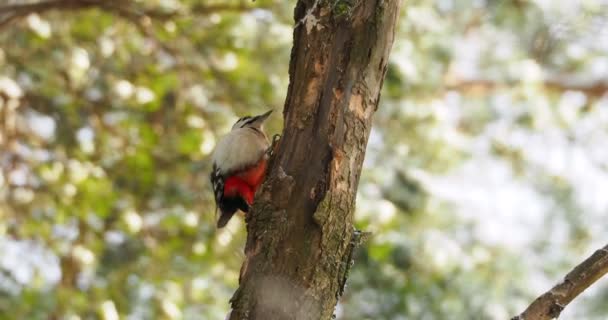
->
<box><xmin>217</xmin><ymin>210</ymin><xmax>236</xmax><ymax>228</ymax></box>
<box><xmin>216</xmin><ymin>197</ymin><xmax>249</xmax><ymax>228</ymax></box>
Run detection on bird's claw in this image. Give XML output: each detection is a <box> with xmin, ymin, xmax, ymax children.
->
<box><xmin>272</xmin><ymin>134</ymin><xmax>281</xmax><ymax>144</ymax></box>
<box><xmin>266</xmin><ymin>134</ymin><xmax>281</xmax><ymax>156</ymax></box>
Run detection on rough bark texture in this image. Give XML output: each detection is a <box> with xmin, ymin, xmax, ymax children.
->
<box><xmin>228</xmin><ymin>1</ymin><xmax>401</xmax><ymax>319</ymax></box>
<box><xmin>512</xmin><ymin>244</ymin><xmax>608</xmax><ymax>320</ymax></box>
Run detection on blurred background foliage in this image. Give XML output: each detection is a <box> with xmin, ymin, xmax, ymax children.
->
<box><xmin>1</xmin><ymin>0</ymin><xmax>607</xmax><ymax>319</ymax></box>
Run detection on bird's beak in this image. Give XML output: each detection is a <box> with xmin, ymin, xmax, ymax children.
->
<box><xmin>257</xmin><ymin>109</ymin><xmax>273</xmax><ymax>122</ymax></box>
<box><xmin>245</xmin><ymin>109</ymin><xmax>273</xmax><ymax>129</ymax></box>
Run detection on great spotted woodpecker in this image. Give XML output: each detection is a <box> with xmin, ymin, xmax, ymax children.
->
<box><xmin>210</xmin><ymin>110</ymin><xmax>273</xmax><ymax>228</ymax></box>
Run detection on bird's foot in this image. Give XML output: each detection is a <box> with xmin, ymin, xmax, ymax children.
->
<box><xmin>266</xmin><ymin>134</ymin><xmax>281</xmax><ymax>156</ymax></box>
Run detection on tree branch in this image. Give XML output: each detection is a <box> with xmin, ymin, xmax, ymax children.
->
<box><xmin>0</xmin><ymin>0</ymin><xmax>263</xmax><ymax>30</ymax></box>
<box><xmin>189</xmin><ymin>3</ymin><xmax>266</xmax><ymax>15</ymax></box>
<box><xmin>0</xmin><ymin>0</ymin><xmax>125</xmax><ymax>29</ymax></box>
<box><xmin>445</xmin><ymin>79</ymin><xmax>608</xmax><ymax>98</ymax></box>
<box><xmin>511</xmin><ymin>244</ymin><xmax>608</xmax><ymax>320</ymax></box>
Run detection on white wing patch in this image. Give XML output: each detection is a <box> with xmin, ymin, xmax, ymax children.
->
<box><xmin>210</xmin><ymin>164</ymin><xmax>224</xmax><ymax>205</ymax></box>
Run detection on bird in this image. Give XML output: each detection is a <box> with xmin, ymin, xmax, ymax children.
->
<box><xmin>210</xmin><ymin>110</ymin><xmax>273</xmax><ymax>228</ymax></box>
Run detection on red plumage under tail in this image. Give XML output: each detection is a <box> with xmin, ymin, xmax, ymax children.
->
<box><xmin>212</xmin><ymin>159</ymin><xmax>267</xmax><ymax>228</ymax></box>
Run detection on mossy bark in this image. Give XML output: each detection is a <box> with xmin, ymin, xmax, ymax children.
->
<box><xmin>229</xmin><ymin>1</ymin><xmax>402</xmax><ymax>319</ymax></box>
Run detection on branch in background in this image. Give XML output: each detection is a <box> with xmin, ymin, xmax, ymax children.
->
<box><xmin>511</xmin><ymin>244</ymin><xmax>608</xmax><ymax>320</ymax></box>
<box><xmin>445</xmin><ymin>79</ymin><xmax>608</xmax><ymax>98</ymax></box>
<box><xmin>0</xmin><ymin>0</ymin><xmax>129</xmax><ymax>29</ymax></box>
<box><xmin>0</xmin><ymin>0</ymin><xmax>263</xmax><ymax>30</ymax></box>
<box><xmin>190</xmin><ymin>3</ymin><xmax>267</xmax><ymax>15</ymax></box>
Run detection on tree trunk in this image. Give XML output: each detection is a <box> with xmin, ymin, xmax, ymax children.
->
<box><xmin>229</xmin><ymin>1</ymin><xmax>402</xmax><ymax>319</ymax></box>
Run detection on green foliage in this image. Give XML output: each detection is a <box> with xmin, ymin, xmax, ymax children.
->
<box><xmin>1</xmin><ymin>0</ymin><xmax>607</xmax><ymax>319</ymax></box>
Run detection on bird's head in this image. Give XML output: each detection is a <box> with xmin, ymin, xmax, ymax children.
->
<box><xmin>231</xmin><ymin>109</ymin><xmax>273</xmax><ymax>131</ymax></box>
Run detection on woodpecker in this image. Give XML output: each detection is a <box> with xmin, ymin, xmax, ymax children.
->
<box><xmin>210</xmin><ymin>110</ymin><xmax>273</xmax><ymax>228</ymax></box>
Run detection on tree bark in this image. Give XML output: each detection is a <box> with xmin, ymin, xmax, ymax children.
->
<box><xmin>228</xmin><ymin>1</ymin><xmax>401</xmax><ymax>319</ymax></box>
